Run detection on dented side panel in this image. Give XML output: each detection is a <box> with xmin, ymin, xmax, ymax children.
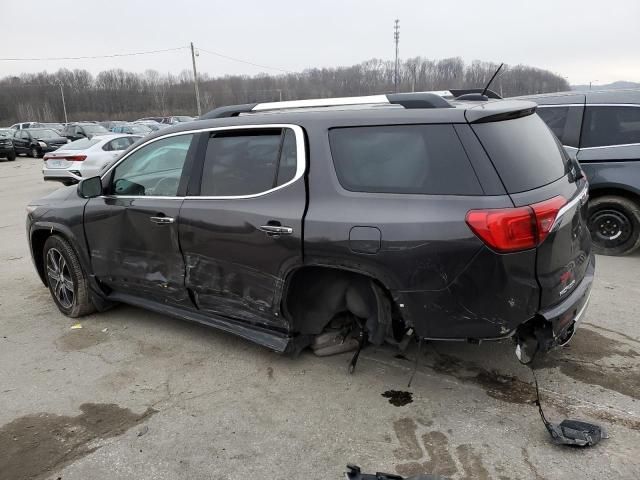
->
<box><xmin>178</xmin><ymin>179</ymin><xmax>306</xmax><ymax>330</ymax></box>
<box><xmin>83</xmin><ymin>197</ymin><xmax>190</xmax><ymax>306</ymax></box>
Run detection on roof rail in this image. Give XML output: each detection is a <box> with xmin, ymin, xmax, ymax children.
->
<box><xmin>200</xmin><ymin>92</ymin><xmax>453</xmax><ymax>119</ymax></box>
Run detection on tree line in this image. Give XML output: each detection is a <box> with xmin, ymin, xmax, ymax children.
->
<box><xmin>0</xmin><ymin>57</ymin><xmax>569</xmax><ymax>124</ymax></box>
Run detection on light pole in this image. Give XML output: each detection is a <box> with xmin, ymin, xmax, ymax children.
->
<box><xmin>59</xmin><ymin>83</ymin><xmax>68</xmax><ymax>123</ymax></box>
<box><xmin>190</xmin><ymin>42</ymin><xmax>202</xmax><ymax>116</ymax></box>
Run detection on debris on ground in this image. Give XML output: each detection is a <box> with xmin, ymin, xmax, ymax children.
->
<box><xmin>70</xmin><ymin>323</ymin><xmax>82</xmax><ymax>330</ymax></box>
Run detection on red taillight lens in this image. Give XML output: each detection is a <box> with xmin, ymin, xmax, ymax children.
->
<box><xmin>531</xmin><ymin>196</ymin><xmax>566</xmax><ymax>244</ymax></box>
<box><xmin>43</xmin><ymin>154</ymin><xmax>87</xmax><ymax>162</ymax></box>
<box><xmin>466</xmin><ymin>196</ymin><xmax>566</xmax><ymax>253</ymax></box>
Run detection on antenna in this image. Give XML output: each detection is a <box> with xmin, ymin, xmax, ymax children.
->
<box><xmin>481</xmin><ymin>63</ymin><xmax>504</xmax><ymax>97</ymax></box>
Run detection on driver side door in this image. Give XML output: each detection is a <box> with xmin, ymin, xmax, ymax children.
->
<box><xmin>83</xmin><ymin>133</ymin><xmax>197</xmax><ymax>306</ymax></box>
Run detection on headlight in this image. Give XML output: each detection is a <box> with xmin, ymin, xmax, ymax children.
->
<box><xmin>26</xmin><ymin>205</ymin><xmax>39</xmax><ymax>214</ymax></box>
<box><xmin>66</xmin><ymin>139</ymin><xmax>71</xmax><ymax>143</ymax></box>
<box><xmin>38</xmin><ymin>141</ymin><xmax>47</xmax><ymax>147</ymax></box>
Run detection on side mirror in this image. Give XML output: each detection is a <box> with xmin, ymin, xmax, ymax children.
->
<box><xmin>77</xmin><ymin>176</ymin><xmax>103</xmax><ymax>198</ymax></box>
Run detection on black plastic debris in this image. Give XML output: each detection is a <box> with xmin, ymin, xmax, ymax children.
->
<box><xmin>381</xmin><ymin>390</ymin><xmax>413</xmax><ymax>407</ymax></box>
<box><xmin>345</xmin><ymin>464</ymin><xmax>448</xmax><ymax>480</ymax></box>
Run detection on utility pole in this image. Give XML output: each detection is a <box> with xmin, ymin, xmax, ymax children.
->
<box><xmin>58</xmin><ymin>83</ymin><xmax>68</xmax><ymax>123</ymax></box>
<box><xmin>190</xmin><ymin>42</ymin><xmax>202</xmax><ymax>116</ymax></box>
<box><xmin>394</xmin><ymin>19</ymin><xmax>400</xmax><ymax>93</ymax></box>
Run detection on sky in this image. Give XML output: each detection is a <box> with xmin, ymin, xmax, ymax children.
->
<box><xmin>1</xmin><ymin>0</ymin><xmax>639</xmax><ymax>86</ymax></box>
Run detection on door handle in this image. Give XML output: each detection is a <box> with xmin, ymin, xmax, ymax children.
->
<box><xmin>150</xmin><ymin>216</ymin><xmax>175</xmax><ymax>225</ymax></box>
<box><xmin>258</xmin><ymin>225</ymin><xmax>293</xmax><ymax>236</ymax></box>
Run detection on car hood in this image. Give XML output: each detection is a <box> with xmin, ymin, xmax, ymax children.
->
<box><xmin>29</xmin><ymin>184</ymin><xmax>77</xmax><ymax>207</ymax></box>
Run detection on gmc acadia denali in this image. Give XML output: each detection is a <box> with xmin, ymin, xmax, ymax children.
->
<box><xmin>26</xmin><ymin>93</ymin><xmax>595</xmax><ymax>362</ymax></box>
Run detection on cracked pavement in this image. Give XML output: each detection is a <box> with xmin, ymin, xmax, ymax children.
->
<box><xmin>1</xmin><ymin>158</ymin><xmax>639</xmax><ymax>480</ymax></box>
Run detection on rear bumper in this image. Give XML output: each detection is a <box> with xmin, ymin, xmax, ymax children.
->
<box><xmin>42</xmin><ymin>167</ymin><xmax>80</xmax><ymax>183</ymax></box>
<box><xmin>538</xmin><ymin>252</ymin><xmax>595</xmax><ymax>344</ymax></box>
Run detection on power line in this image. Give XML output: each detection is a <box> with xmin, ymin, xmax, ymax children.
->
<box><xmin>197</xmin><ymin>47</ymin><xmax>292</xmax><ymax>74</ymax></box>
<box><xmin>0</xmin><ymin>46</ymin><xmax>188</xmax><ymax>62</ymax></box>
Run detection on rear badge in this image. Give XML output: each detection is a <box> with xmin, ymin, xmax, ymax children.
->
<box><xmin>559</xmin><ymin>279</ymin><xmax>576</xmax><ymax>297</ymax></box>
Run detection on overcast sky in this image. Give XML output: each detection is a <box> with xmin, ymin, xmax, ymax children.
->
<box><xmin>2</xmin><ymin>0</ymin><xmax>639</xmax><ymax>85</ymax></box>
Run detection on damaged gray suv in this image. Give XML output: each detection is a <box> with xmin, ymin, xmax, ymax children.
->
<box><xmin>27</xmin><ymin>92</ymin><xmax>594</xmax><ymax>364</ymax></box>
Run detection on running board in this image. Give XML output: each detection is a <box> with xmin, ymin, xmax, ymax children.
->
<box><xmin>108</xmin><ymin>292</ymin><xmax>291</xmax><ymax>352</ymax></box>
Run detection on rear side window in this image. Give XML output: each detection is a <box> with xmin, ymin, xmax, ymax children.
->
<box><xmin>581</xmin><ymin>106</ymin><xmax>640</xmax><ymax>148</ymax></box>
<box><xmin>473</xmin><ymin>114</ymin><xmax>567</xmax><ymax>193</ymax></box>
<box><xmin>199</xmin><ymin>128</ymin><xmax>298</xmax><ymax>196</ymax></box>
<box><xmin>328</xmin><ymin>125</ymin><xmax>482</xmax><ymax>195</ymax></box>
<box><xmin>536</xmin><ymin>106</ymin><xmax>582</xmax><ymax>147</ymax></box>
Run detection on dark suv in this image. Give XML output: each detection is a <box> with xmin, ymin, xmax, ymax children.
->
<box><xmin>26</xmin><ymin>93</ymin><xmax>594</xmax><ymax>360</ymax></box>
<box><xmin>519</xmin><ymin>89</ymin><xmax>640</xmax><ymax>255</ymax></box>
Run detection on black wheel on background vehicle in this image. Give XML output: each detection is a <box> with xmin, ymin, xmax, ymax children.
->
<box><xmin>587</xmin><ymin>195</ymin><xmax>640</xmax><ymax>256</ymax></box>
<box><xmin>43</xmin><ymin>235</ymin><xmax>96</xmax><ymax>317</ymax></box>
<box><xmin>7</xmin><ymin>151</ymin><xmax>16</xmax><ymax>161</ymax></box>
<box><xmin>30</xmin><ymin>146</ymin><xmax>40</xmax><ymax>158</ymax></box>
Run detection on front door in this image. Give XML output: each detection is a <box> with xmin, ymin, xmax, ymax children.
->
<box><xmin>179</xmin><ymin>125</ymin><xmax>306</xmax><ymax>329</ymax></box>
<box><xmin>84</xmin><ymin>133</ymin><xmax>197</xmax><ymax>306</ymax></box>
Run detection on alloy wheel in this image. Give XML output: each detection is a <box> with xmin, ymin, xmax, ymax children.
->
<box><xmin>46</xmin><ymin>248</ymin><xmax>75</xmax><ymax>309</ymax></box>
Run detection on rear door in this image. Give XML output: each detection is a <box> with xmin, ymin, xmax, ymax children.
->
<box><xmin>178</xmin><ymin>125</ymin><xmax>306</xmax><ymax>329</ymax></box>
<box><xmin>472</xmin><ymin>112</ymin><xmax>591</xmax><ymax>308</ymax></box>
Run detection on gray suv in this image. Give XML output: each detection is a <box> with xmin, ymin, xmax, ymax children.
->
<box><xmin>520</xmin><ymin>89</ymin><xmax>640</xmax><ymax>255</ymax></box>
<box><xmin>26</xmin><ymin>93</ymin><xmax>594</xmax><ymax>363</ymax></box>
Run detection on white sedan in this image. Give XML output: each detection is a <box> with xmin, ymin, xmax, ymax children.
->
<box><xmin>42</xmin><ymin>134</ymin><xmax>141</xmax><ymax>185</ymax></box>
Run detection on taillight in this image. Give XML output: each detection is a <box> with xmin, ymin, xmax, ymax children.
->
<box><xmin>43</xmin><ymin>154</ymin><xmax>87</xmax><ymax>162</ymax></box>
<box><xmin>466</xmin><ymin>196</ymin><xmax>566</xmax><ymax>253</ymax></box>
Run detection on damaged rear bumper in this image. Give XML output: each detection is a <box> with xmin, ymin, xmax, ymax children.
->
<box><xmin>516</xmin><ymin>253</ymin><xmax>595</xmax><ymax>357</ymax></box>
<box><xmin>537</xmin><ymin>252</ymin><xmax>595</xmax><ymax>347</ymax></box>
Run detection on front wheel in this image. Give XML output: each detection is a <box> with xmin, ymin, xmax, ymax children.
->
<box><xmin>587</xmin><ymin>195</ymin><xmax>640</xmax><ymax>256</ymax></box>
<box><xmin>43</xmin><ymin>235</ymin><xmax>96</xmax><ymax>317</ymax></box>
<box><xmin>30</xmin><ymin>146</ymin><xmax>40</xmax><ymax>158</ymax></box>
<box><xmin>7</xmin><ymin>151</ymin><xmax>16</xmax><ymax>161</ymax></box>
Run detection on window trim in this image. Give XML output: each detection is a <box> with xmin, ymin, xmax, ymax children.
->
<box><xmin>100</xmin><ymin>124</ymin><xmax>306</xmax><ymax>200</ymax></box>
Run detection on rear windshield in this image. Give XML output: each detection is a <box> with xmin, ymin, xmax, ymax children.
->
<box><xmin>65</xmin><ymin>138</ymin><xmax>101</xmax><ymax>150</ymax></box>
<box><xmin>472</xmin><ymin>113</ymin><xmax>567</xmax><ymax>193</ymax></box>
<box><xmin>328</xmin><ymin>125</ymin><xmax>482</xmax><ymax>195</ymax></box>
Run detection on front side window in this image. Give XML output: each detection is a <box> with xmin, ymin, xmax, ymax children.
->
<box><xmin>111</xmin><ymin>134</ymin><xmax>194</xmax><ymax>196</ymax></box>
<box><xmin>581</xmin><ymin>105</ymin><xmax>640</xmax><ymax>148</ymax></box>
<box><xmin>329</xmin><ymin>124</ymin><xmax>482</xmax><ymax>195</ymax></box>
<box><xmin>199</xmin><ymin>128</ymin><xmax>298</xmax><ymax>197</ymax></box>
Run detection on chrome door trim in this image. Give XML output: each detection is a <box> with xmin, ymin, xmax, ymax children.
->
<box><xmin>100</xmin><ymin>124</ymin><xmax>306</xmax><ymax>201</ymax></box>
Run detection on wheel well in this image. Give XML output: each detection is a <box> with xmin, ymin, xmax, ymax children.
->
<box><xmin>283</xmin><ymin>266</ymin><xmax>403</xmax><ymax>341</ymax></box>
<box><xmin>31</xmin><ymin>229</ymin><xmax>53</xmax><ymax>286</ymax></box>
<box><xmin>589</xmin><ymin>187</ymin><xmax>640</xmax><ymax>206</ymax></box>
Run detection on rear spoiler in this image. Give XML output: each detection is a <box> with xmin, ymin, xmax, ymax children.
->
<box><xmin>464</xmin><ymin>100</ymin><xmax>537</xmax><ymax>124</ymax></box>
<box><xmin>450</xmin><ymin>88</ymin><xmax>502</xmax><ymax>99</ymax></box>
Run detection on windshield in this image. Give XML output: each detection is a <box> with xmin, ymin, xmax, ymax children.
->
<box><xmin>42</xmin><ymin>123</ymin><xmax>63</xmax><ymax>131</ymax></box>
<box><xmin>130</xmin><ymin>125</ymin><xmax>151</xmax><ymax>134</ymax></box>
<box><xmin>64</xmin><ymin>138</ymin><xmax>101</xmax><ymax>150</ymax></box>
<box><xmin>29</xmin><ymin>129</ymin><xmax>61</xmax><ymax>139</ymax></box>
<box><xmin>83</xmin><ymin>125</ymin><xmax>109</xmax><ymax>134</ymax></box>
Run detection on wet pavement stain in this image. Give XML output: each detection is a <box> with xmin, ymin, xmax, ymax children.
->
<box><xmin>55</xmin><ymin>329</ymin><xmax>108</xmax><ymax>352</ymax></box>
<box><xmin>538</xmin><ymin>328</ymin><xmax>640</xmax><ymax>400</ymax></box>
<box><xmin>456</xmin><ymin>444</ymin><xmax>490</xmax><ymax>480</ymax></box>
<box><xmin>0</xmin><ymin>403</ymin><xmax>157</xmax><ymax>480</ymax></box>
<box><xmin>382</xmin><ymin>390</ymin><xmax>413</xmax><ymax>407</ymax></box>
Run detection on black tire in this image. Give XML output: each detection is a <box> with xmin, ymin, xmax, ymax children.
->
<box><xmin>7</xmin><ymin>151</ymin><xmax>16</xmax><ymax>161</ymax></box>
<box><xmin>587</xmin><ymin>195</ymin><xmax>640</xmax><ymax>256</ymax></box>
<box><xmin>43</xmin><ymin>235</ymin><xmax>96</xmax><ymax>317</ymax></box>
<box><xmin>30</xmin><ymin>146</ymin><xmax>40</xmax><ymax>158</ymax></box>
